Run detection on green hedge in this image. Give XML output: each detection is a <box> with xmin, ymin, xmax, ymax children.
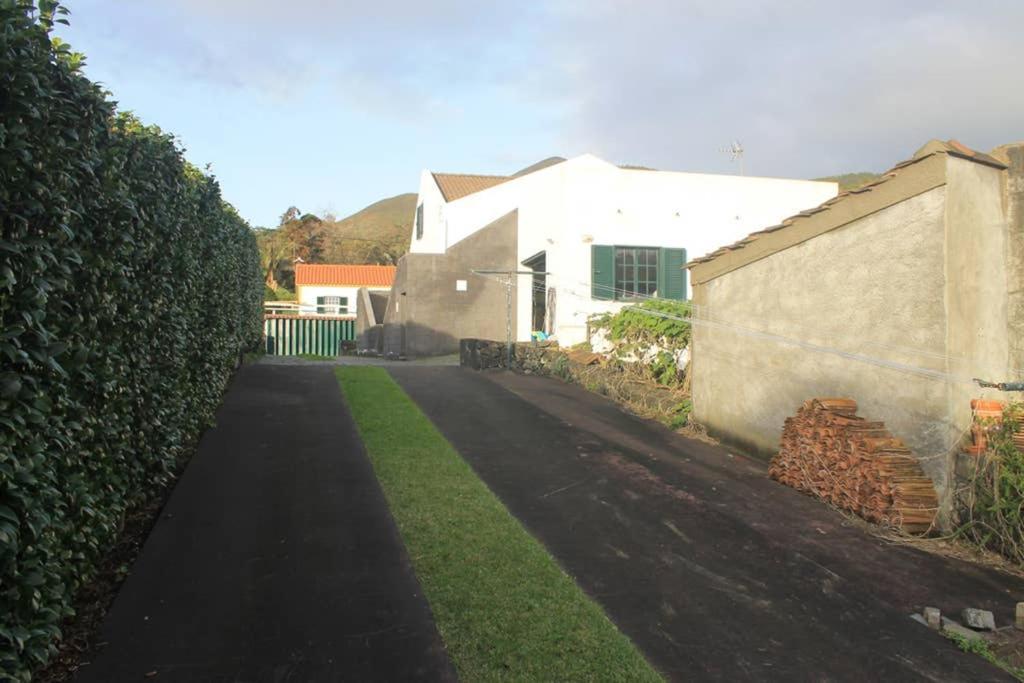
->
<box><xmin>0</xmin><ymin>2</ymin><xmax>263</xmax><ymax>678</ymax></box>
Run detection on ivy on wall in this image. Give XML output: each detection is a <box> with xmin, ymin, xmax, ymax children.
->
<box><xmin>589</xmin><ymin>299</ymin><xmax>692</xmax><ymax>386</ymax></box>
<box><xmin>0</xmin><ymin>2</ymin><xmax>263</xmax><ymax>678</ymax></box>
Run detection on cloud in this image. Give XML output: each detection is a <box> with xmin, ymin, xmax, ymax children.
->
<box><xmin>79</xmin><ymin>0</ymin><xmax>553</xmax><ymax>112</ymax></box>
<box><xmin>69</xmin><ymin>0</ymin><xmax>1024</xmax><ymax>178</ymax></box>
<box><xmin>540</xmin><ymin>0</ymin><xmax>1024</xmax><ymax>176</ymax></box>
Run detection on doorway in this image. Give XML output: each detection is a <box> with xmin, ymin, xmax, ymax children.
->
<box><xmin>522</xmin><ymin>251</ymin><xmax>546</xmax><ymax>335</ymax></box>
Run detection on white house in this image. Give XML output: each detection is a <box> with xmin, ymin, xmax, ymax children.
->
<box><xmin>384</xmin><ymin>154</ymin><xmax>838</xmax><ymax>356</ymax></box>
<box><xmin>294</xmin><ymin>263</ymin><xmax>395</xmax><ymax>317</ymax></box>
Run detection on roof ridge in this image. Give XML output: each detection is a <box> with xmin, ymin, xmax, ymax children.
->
<box><xmin>688</xmin><ymin>139</ymin><xmax>1007</xmax><ymax>272</ymax></box>
<box><xmin>432</xmin><ymin>172</ymin><xmax>510</xmax><ymax>179</ymax></box>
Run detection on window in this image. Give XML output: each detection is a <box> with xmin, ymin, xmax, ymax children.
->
<box><xmin>591</xmin><ymin>245</ymin><xmax>687</xmax><ymax>301</ymax></box>
<box><xmin>615</xmin><ymin>247</ymin><xmax>659</xmax><ymax>298</ymax></box>
<box><xmin>316</xmin><ymin>296</ymin><xmax>348</xmax><ymax>315</ymax></box>
<box><xmin>415</xmin><ymin>204</ymin><xmax>424</xmax><ymax>240</ymax></box>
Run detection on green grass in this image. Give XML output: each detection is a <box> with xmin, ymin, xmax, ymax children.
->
<box><xmin>947</xmin><ymin>632</ymin><xmax>1024</xmax><ymax>681</ymax></box>
<box><xmin>335</xmin><ymin>367</ymin><xmax>661</xmax><ymax>682</ymax></box>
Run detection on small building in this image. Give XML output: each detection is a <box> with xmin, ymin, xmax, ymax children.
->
<box><xmin>294</xmin><ymin>263</ymin><xmax>395</xmax><ymax>317</ymax></box>
<box><xmin>382</xmin><ymin>154</ymin><xmax>837</xmax><ymax>357</ymax></box>
<box><xmin>687</xmin><ymin>140</ymin><xmax>1024</xmax><ymax>516</ymax></box>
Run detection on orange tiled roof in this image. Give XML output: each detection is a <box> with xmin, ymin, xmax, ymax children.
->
<box><xmin>432</xmin><ymin>173</ymin><xmax>509</xmax><ymax>202</ymax></box>
<box><xmin>294</xmin><ymin>263</ymin><xmax>395</xmax><ymax>287</ymax></box>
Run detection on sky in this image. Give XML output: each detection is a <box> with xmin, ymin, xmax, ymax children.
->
<box><xmin>56</xmin><ymin>0</ymin><xmax>1024</xmax><ymax>228</ymax></box>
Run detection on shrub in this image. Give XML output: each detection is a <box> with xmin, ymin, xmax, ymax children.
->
<box><xmin>958</xmin><ymin>404</ymin><xmax>1024</xmax><ymax>566</ymax></box>
<box><xmin>0</xmin><ymin>3</ymin><xmax>262</xmax><ymax>678</ymax></box>
<box><xmin>589</xmin><ymin>299</ymin><xmax>691</xmax><ymax>386</ymax></box>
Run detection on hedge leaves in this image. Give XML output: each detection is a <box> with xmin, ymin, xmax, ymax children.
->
<box><xmin>0</xmin><ymin>2</ymin><xmax>263</xmax><ymax>678</ymax></box>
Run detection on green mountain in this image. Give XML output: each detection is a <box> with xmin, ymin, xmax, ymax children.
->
<box><xmin>321</xmin><ymin>192</ymin><xmax>417</xmax><ymax>264</ymax></box>
<box><xmin>813</xmin><ymin>172</ymin><xmax>882</xmax><ymax>191</ymax></box>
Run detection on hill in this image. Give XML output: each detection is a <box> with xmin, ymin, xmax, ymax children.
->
<box><xmin>321</xmin><ymin>192</ymin><xmax>417</xmax><ymax>264</ymax></box>
<box><xmin>813</xmin><ymin>172</ymin><xmax>882</xmax><ymax>191</ymax></box>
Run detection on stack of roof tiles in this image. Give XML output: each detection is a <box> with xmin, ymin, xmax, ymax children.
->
<box><xmin>769</xmin><ymin>398</ymin><xmax>938</xmax><ymax>533</ymax></box>
<box><xmin>967</xmin><ymin>399</ymin><xmax>1023</xmax><ymax>455</ymax></box>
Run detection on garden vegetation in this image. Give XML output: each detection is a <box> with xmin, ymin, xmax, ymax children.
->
<box><xmin>959</xmin><ymin>404</ymin><xmax>1024</xmax><ymax>567</ymax></box>
<box><xmin>0</xmin><ymin>2</ymin><xmax>263</xmax><ymax>678</ymax></box>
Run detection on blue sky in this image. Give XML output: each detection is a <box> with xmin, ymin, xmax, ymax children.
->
<box><xmin>56</xmin><ymin>1</ymin><xmax>1024</xmax><ymax>228</ymax></box>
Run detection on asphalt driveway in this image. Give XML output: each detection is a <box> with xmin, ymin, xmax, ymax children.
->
<box><xmin>391</xmin><ymin>366</ymin><xmax>1024</xmax><ymax>682</ymax></box>
<box><xmin>78</xmin><ymin>365</ymin><xmax>454</xmax><ymax>682</ymax></box>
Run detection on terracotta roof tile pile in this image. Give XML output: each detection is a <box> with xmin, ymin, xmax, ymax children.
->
<box><xmin>769</xmin><ymin>398</ymin><xmax>938</xmax><ymax>533</ymax></box>
<box><xmin>966</xmin><ymin>399</ymin><xmax>1023</xmax><ymax>455</ymax></box>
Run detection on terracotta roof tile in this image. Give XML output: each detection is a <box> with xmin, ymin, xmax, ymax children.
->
<box><xmin>294</xmin><ymin>264</ymin><xmax>396</xmax><ymax>287</ymax></box>
<box><xmin>432</xmin><ymin>173</ymin><xmax>510</xmax><ymax>202</ymax></box>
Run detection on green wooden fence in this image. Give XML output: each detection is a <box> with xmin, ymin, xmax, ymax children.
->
<box><xmin>263</xmin><ymin>316</ymin><xmax>355</xmax><ymax>356</ymax></box>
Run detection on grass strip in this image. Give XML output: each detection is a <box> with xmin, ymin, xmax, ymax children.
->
<box><xmin>336</xmin><ymin>366</ymin><xmax>661</xmax><ymax>682</ymax></box>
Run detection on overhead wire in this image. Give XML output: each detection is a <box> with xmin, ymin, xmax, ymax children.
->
<box><xmin>474</xmin><ymin>268</ymin><xmax>1019</xmax><ymax>387</ymax></box>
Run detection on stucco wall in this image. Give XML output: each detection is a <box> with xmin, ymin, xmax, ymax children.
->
<box><xmin>995</xmin><ymin>145</ymin><xmax>1024</xmax><ymax>380</ymax></box>
<box><xmin>383</xmin><ymin>211</ymin><xmax>518</xmax><ymax>357</ymax></box>
<box><xmin>943</xmin><ymin>156</ymin><xmax>1012</xmax><ymax>464</ymax></box>
<box><xmin>408</xmin><ymin>154</ymin><xmax>837</xmax><ymax>347</ymax></box>
<box><xmin>692</xmin><ymin>188</ymin><xmax>952</xmax><ymax>487</ymax></box>
<box><xmin>297</xmin><ymin>285</ymin><xmax>359</xmax><ymax>315</ymax></box>
<box><xmin>533</xmin><ymin>164</ymin><xmax>837</xmax><ymax>346</ymax></box>
<box><xmin>691</xmin><ymin>152</ymin><xmax>1020</xmax><ymax>517</ymax></box>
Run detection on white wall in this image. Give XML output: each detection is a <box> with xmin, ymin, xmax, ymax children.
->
<box><xmin>407</xmin><ymin>154</ymin><xmax>838</xmax><ymax>346</ymax></box>
<box><xmin>519</xmin><ymin>159</ymin><xmax>837</xmax><ymax>345</ymax></box>
<box><xmin>297</xmin><ymin>285</ymin><xmax>387</xmax><ymax>316</ymax></box>
<box><xmin>408</xmin><ymin>170</ymin><xmax>449</xmax><ymax>254</ymax></box>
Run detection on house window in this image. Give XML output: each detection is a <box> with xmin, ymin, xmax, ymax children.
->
<box><xmin>591</xmin><ymin>245</ymin><xmax>687</xmax><ymax>301</ymax></box>
<box><xmin>615</xmin><ymin>247</ymin><xmax>659</xmax><ymax>298</ymax></box>
<box><xmin>415</xmin><ymin>204</ymin><xmax>424</xmax><ymax>240</ymax></box>
<box><xmin>316</xmin><ymin>296</ymin><xmax>348</xmax><ymax>315</ymax></box>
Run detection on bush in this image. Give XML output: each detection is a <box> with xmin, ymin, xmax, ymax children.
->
<box><xmin>0</xmin><ymin>3</ymin><xmax>263</xmax><ymax>678</ymax></box>
<box><xmin>589</xmin><ymin>299</ymin><xmax>691</xmax><ymax>386</ymax></box>
<box><xmin>958</xmin><ymin>404</ymin><xmax>1024</xmax><ymax>565</ymax></box>
<box><xmin>263</xmin><ymin>285</ymin><xmax>295</xmax><ymax>301</ymax></box>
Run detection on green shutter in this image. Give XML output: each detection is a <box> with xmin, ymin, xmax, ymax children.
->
<box><xmin>591</xmin><ymin>245</ymin><xmax>614</xmax><ymax>300</ymax></box>
<box><xmin>659</xmin><ymin>248</ymin><xmax>687</xmax><ymax>300</ymax></box>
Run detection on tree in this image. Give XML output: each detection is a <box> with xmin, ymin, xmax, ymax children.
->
<box><xmin>278</xmin><ymin>205</ymin><xmax>301</xmax><ymax>226</ymax></box>
<box><xmin>283</xmin><ymin>212</ymin><xmax>325</xmax><ymax>262</ymax></box>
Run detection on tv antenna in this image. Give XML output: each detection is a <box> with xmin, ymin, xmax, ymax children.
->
<box><xmin>722</xmin><ymin>140</ymin><xmax>745</xmax><ymax>176</ymax></box>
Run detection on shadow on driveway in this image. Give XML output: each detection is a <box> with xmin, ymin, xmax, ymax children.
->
<box><xmin>391</xmin><ymin>366</ymin><xmax>1023</xmax><ymax>682</ymax></box>
<box><xmin>78</xmin><ymin>365</ymin><xmax>455</xmax><ymax>682</ymax></box>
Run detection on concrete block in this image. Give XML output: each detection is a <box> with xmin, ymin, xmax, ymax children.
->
<box><xmin>961</xmin><ymin>608</ymin><xmax>996</xmax><ymax>631</ymax></box>
<box><xmin>909</xmin><ymin>613</ymin><xmax>928</xmax><ymax>627</ymax></box>
<box><xmin>941</xmin><ymin>616</ymin><xmax>984</xmax><ymax>642</ymax></box>
<box><xmin>923</xmin><ymin>606</ymin><xmax>941</xmax><ymax>630</ymax></box>
<box><xmin>1016</xmin><ymin>602</ymin><xmax>1023</xmax><ymax>631</ymax></box>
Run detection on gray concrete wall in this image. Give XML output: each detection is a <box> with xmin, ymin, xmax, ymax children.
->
<box><xmin>382</xmin><ymin>211</ymin><xmax>518</xmax><ymax>357</ymax></box>
<box><xmin>355</xmin><ymin>287</ymin><xmax>380</xmax><ymax>353</ymax></box>
<box><xmin>943</xmin><ymin>156</ymin><xmax>1012</xmax><ymax>481</ymax></box>
<box><xmin>692</xmin><ymin>188</ymin><xmax>952</xmax><ymax>489</ymax></box>
<box><xmin>995</xmin><ymin>145</ymin><xmax>1024</xmax><ymax>379</ymax></box>
<box><xmin>691</xmin><ymin>152</ymin><xmax>1021</xmax><ymax>517</ymax></box>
